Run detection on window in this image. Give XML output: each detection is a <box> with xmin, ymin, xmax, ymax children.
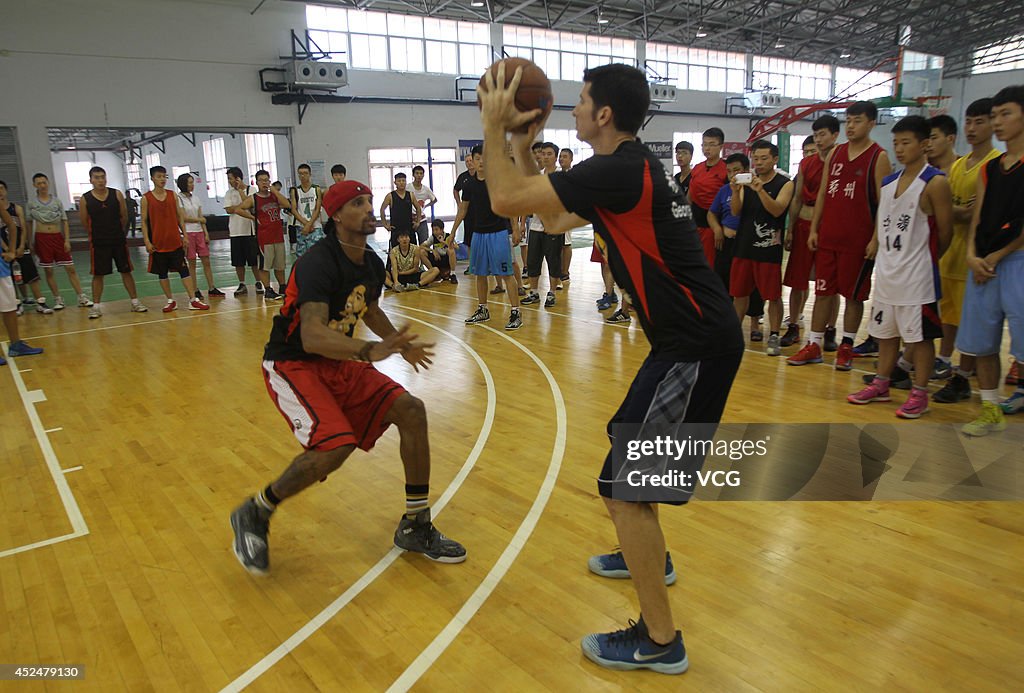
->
<box><xmin>504</xmin><ymin>26</ymin><xmax>636</xmax><ymax>82</ymax></box>
<box><xmin>973</xmin><ymin>34</ymin><xmax>1024</xmax><ymax>74</ymax></box>
<box><xmin>368</xmin><ymin>147</ymin><xmax>460</xmax><ymax>222</ymax></box>
<box><xmin>203</xmin><ymin>137</ymin><xmax>229</xmax><ymax>199</ymax></box>
<box><xmin>307</xmin><ymin>6</ymin><xmax>491</xmax><ymax>76</ymax></box>
<box><xmin>172</xmin><ymin>166</ymin><xmax>191</xmax><ymax>184</ymax></box>
<box><xmin>144</xmin><ymin>153</ymin><xmax>161</xmax><ymax>189</ymax></box>
<box><xmin>245</xmin><ymin>133</ymin><xmax>278</xmax><ymax>185</ymax></box>
<box><xmin>541</xmin><ymin>129</ymin><xmax>593</xmax><ymax>165</ymax></box>
<box><xmin>752</xmin><ymin>57</ymin><xmax>831</xmax><ymax>100</ymax></box>
<box><xmin>64</xmin><ymin>161</ymin><xmax>93</xmax><ymax>205</ymax></box>
<box><xmin>647</xmin><ymin>44</ymin><xmax>745</xmax><ymax>93</ymax></box>
<box><xmin>126</xmin><ymin>162</ymin><xmax>144</xmax><ymax>193</ymax></box>
<box><xmin>834</xmin><ymin>67</ymin><xmax>894</xmax><ymax>101</ymax></box>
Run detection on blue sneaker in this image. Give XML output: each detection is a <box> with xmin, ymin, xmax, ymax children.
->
<box><xmin>595</xmin><ymin>292</ymin><xmax>618</xmax><ymax>305</ymax></box>
<box><xmin>581</xmin><ymin>617</ymin><xmax>688</xmax><ymax>674</ymax></box>
<box><xmin>0</xmin><ymin>354</ymin><xmax>6</xmax><ymax>366</ymax></box>
<box><xmin>588</xmin><ymin>549</ymin><xmax>676</xmax><ymax>585</ymax></box>
<box><xmin>1000</xmin><ymin>391</ymin><xmax>1024</xmax><ymax>415</ymax></box>
<box><xmin>7</xmin><ymin>341</ymin><xmax>43</xmax><ymax>357</ymax></box>
<box><xmin>852</xmin><ymin>337</ymin><xmax>879</xmax><ymax>357</ymax></box>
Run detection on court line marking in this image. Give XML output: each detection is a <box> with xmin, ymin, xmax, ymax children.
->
<box><xmin>0</xmin><ymin>342</ymin><xmax>89</xmax><ymax>560</ymax></box>
<box><xmin>62</xmin><ymin>467</ymin><xmax>83</xmax><ymax>474</ymax></box>
<box><xmin>45</xmin><ymin>427</ymin><xmax>63</xmax><ymax>433</ymax></box>
<box><xmin>386</xmin><ymin>305</ymin><xmax>567</xmax><ymax>693</ymax></box>
<box><xmin>220</xmin><ymin>314</ymin><xmax>497</xmax><ymax>693</ymax></box>
<box><xmin>23</xmin><ymin>304</ymin><xmax>271</xmax><ymax>341</ymax></box>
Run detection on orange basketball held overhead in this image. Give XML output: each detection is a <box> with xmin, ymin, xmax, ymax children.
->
<box><xmin>478</xmin><ymin>58</ymin><xmax>553</xmax><ymax>134</ymax></box>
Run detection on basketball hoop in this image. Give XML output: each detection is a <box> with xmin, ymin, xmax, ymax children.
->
<box><xmin>914</xmin><ymin>95</ymin><xmax>951</xmax><ymax>118</ymax></box>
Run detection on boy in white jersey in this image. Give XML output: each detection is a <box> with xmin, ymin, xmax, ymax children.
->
<box><xmin>847</xmin><ymin>116</ymin><xmax>952</xmax><ymax>418</ymax></box>
<box><xmin>290</xmin><ymin>163</ymin><xmax>325</xmax><ymax>257</ymax></box>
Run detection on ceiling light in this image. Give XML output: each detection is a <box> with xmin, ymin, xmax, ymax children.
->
<box><xmin>696</xmin><ymin>26</ymin><xmax>708</xmax><ymax>38</ymax></box>
<box><xmin>840</xmin><ymin>52</ymin><xmax>852</xmax><ymax>58</ymax></box>
<box><xmin>471</xmin><ymin>1</ymin><xmax>484</xmax><ymax>6</ymax></box>
<box><xmin>597</xmin><ymin>15</ymin><xmax>609</xmax><ymax>24</ymax></box>
<box><xmin>774</xmin><ymin>39</ymin><xmax>786</xmax><ymax>48</ymax></box>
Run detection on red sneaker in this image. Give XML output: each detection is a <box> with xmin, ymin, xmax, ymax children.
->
<box><xmin>896</xmin><ymin>388</ymin><xmax>930</xmax><ymax>419</ymax></box>
<box><xmin>162</xmin><ymin>300</ymin><xmax>177</xmax><ymax>313</ymax></box>
<box><xmin>848</xmin><ymin>380</ymin><xmax>892</xmax><ymax>404</ymax></box>
<box><xmin>835</xmin><ymin>342</ymin><xmax>854</xmax><ymax>371</ymax></box>
<box><xmin>1007</xmin><ymin>360</ymin><xmax>1019</xmax><ymax>385</ymax></box>
<box><xmin>787</xmin><ymin>342</ymin><xmax>823</xmax><ymax>366</ymax></box>
<box><xmin>189</xmin><ymin>298</ymin><xmax>210</xmax><ymax>311</ymax></box>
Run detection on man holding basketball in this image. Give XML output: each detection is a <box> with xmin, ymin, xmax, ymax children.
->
<box><xmin>478</xmin><ymin>61</ymin><xmax>743</xmax><ymax>675</ymax></box>
<box><xmin>229</xmin><ymin>180</ymin><xmax>466</xmax><ymax>575</ymax></box>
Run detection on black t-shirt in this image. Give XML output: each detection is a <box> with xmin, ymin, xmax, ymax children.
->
<box><xmin>548</xmin><ymin>140</ymin><xmax>743</xmax><ymax>361</ymax></box>
<box><xmin>975</xmin><ymin>155</ymin><xmax>1024</xmax><ymax>257</ymax></box>
<box><xmin>460</xmin><ymin>175</ymin><xmax>510</xmax><ymax>235</ymax></box>
<box><xmin>264</xmin><ymin>235</ymin><xmax>386</xmax><ymax>361</ymax></box>
<box><xmin>454</xmin><ymin>171</ymin><xmax>476</xmax><ymax>232</ymax></box>
<box><xmin>672</xmin><ymin>171</ymin><xmax>693</xmax><ymax>222</ymax></box>
<box><xmin>735</xmin><ymin>173</ymin><xmax>790</xmax><ymax>264</ymax></box>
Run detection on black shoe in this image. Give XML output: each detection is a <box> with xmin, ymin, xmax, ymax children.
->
<box><xmin>862</xmin><ymin>365</ymin><xmax>912</xmax><ymax>390</ymax></box>
<box><xmin>448</xmin><ymin>275</ymin><xmax>458</xmax><ymax>285</ymax></box>
<box><xmin>505</xmin><ymin>309</ymin><xmax>523</xmax><ymax>330</ymax></box>
<box><xmin>779</xmin><ymin>323</ymin><xmax>800</xmax><ymax>347</ymax></box>
<box><xmin>544</xmin><ymin>292</ymin><xmax>555</xmax><ymax>307</ymax></box>
<box><xmin>230</xmin><ymin>498</ymin><xmax>271</xmax><ymax>575</ymax></box>
<box><xmin>394</xmin><ymin>509</ymin><xmax>467</xmax><ymax>563</ymax></box>
<box><xmin>490</xmin><ymin>285</ymin><xmax>505</xmax><ymax>295</ymax></box>
<box><xmin>823</xmin><ymin>327</ymin><xmax>838</xmax><ymax>352</ymax></box>
<box><xmin>463</xmin><ymin>267</ymin><xmax>470</xmax><ymax>275</ymax></box>
<box><xmin>264</xmin><ymin>287</ymin><xmax>281</xmax><ymax>301</ymax></box>
<box><xmin>932</xmin><ymin>373</ymin><xmax>971</xmax><ymax>403</ymax></box>
<box><xmin>208</xmin><ymin>287</ymin><xmax>226</xmax><ymax>297</ymax></box>
<box><xmin>852</xmin><ymin>337</ymin><xmax>880</xmax><ymax>358</ymax></box>
<box><xmin>520</xmin><ymin>292</ymin><xmax>541</xmax><ymax>305</ymax></box>
<box><xmin>465</xmin><ymin>306</ymin><xmax>490</xmax><ymax>324</ymax></box>
<box><xmin>194</xmin><ymin>290</ymin><xmax>204</xmax><ymax>301</ymax></box>
<box><xmin>234</xmin><ymin>284</ymin><xmax>248</xmax><ymax>296</ymax></box>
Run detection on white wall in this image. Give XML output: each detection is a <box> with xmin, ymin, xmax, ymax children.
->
<box><xmin>942</xmin><ymin>70</ymin><xmax>1023</xmax><ymax>151</ymax></box>
<box><xmin>4</xmin><ymin>0</ymin><xmax>822</xmax><ymax>202</ymax></box>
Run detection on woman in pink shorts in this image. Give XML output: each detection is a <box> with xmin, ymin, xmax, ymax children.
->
<box><xmin>176</xmin><ymin>173</ymin><xmax>224</xmax><ymax>299</ymax></box>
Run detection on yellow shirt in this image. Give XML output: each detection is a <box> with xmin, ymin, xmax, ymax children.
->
<box><xmin>941</xmin><ymin>148</ymin><xmax>1001</xmax><ymax>279</ymax></box>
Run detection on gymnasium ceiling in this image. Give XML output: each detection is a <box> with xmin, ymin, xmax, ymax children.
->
<box><xmin>285</xmin><ymin>0</ymin><xmax>1023</xmax><ymax>74</ymax></box>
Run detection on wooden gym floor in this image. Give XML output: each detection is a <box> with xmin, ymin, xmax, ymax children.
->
<box><xmin>1</xmin><ymin>242</ymin><xmax>1021</xmax><ymax>692</ymax></box>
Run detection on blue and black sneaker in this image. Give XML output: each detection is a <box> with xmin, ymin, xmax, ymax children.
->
<box><xmin>581</xmin><ymin>616</ymin><xmax>688</xmax><ymax>675</ymax></box>
<box><xmin>852</xmin><ymin>337</ymin><xmax>879</xmax><ymax>357</ymax></box>
<box><xmin>588</xmin><ymin>548</ymin><xmax>676</xmax><ymax>585</ymax></box>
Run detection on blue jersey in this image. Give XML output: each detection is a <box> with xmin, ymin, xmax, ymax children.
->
<box><xmin>709</xmin><ymin>184</ymin><xmax>740</xmax><ymax>232</ymax></box>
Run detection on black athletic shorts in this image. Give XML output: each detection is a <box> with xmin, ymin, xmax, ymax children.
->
<box><xmin>526</xmin><ymin>230</ymin><xmax>563</xmax><ymax>278</ymax></box>
<box><xmin>91</xmin><ymin>242</ymin><xmax>132</xmax><ymax>276</ymax></box>
<box><xmin>18</xmin><ymin>252</ymin><xmax>39</xmax><ymax>283</ymax></box>
<box><xmin>149</xmin><ymin>248</ymin><xmax>188</xmax><ymax>278</ymax></box>
<box><xmin>230</xmin><ymin>235</ymin><xmax>259</xmax><ymax>268</ymax></box>
<box><xmin>599</xmin><ymin>350</ymin><xmax>743</xmax><ymax>505</ymax></box>
<box><xmin>397</xmin><ymin>271</ymin><xmax>422</xmax><ymax>286</ymax></box>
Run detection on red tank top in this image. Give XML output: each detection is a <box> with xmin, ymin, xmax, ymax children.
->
<box><xmin>818</xmin><ymin>142</ymin><xmax>882</xmax><ymax>252</ymax></box>
<box><xmin>689</xmin><ymin>158</ymin><xmax>728</xmax><ymax>228</ymax></box>
<box><xmin>254</xmin><ymin>193</ymin><xmax>285</xmax><ymax>248</ymax></box>
<box><xmin>799</xmin><ymin>154</ymin><xmax>825</xmax><ymax>206</ymax></box>
<box><xmin>144</xmin><ymin>190</ymin><xmax>181</xmax><ymax>252</ymax></box>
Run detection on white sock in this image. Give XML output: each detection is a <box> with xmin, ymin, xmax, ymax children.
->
<box><xmin>809</xmin><ymin>331</ymin><xmax>824</xmax><ymax>347</ymax></box>
<box><xmin>980</xmin><ymin>389</ymin><xmax>999</xmax><ymax>404</ymax></box>
<box><xmin>130</xmin><ymin>297</ymin><xmax>140</xmax><ymax>305</ymax></box>
<box><xmin>95</xmin><ymin>302</ymin><xmax>103</xmax><ymax>310</ymax></box>
<box><xmin>898</xmin><ymin>356</ymin><xmax>914</xmax><ymax>372</ymax></box>
<box><xmin>38</xmin><ymin>296</ymin><xmax>48</xmax><ymax>305</ymax></box>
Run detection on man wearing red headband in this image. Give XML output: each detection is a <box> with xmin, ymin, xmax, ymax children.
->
<box><xmin>230</xmin><ymin>180</ymin><xmax>467</xmax><ymax>575</ymax></box>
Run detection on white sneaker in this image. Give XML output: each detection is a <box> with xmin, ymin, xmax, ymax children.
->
<box><xmin>88</xmin><ymin>306</ymin><xmax>102</xmax><ymax>319</ymax></box>
<box><xmin>36</xmin><ymin>301</ymin><xmax>54</xmax><ymax>315</ymax></box>
<box><xmin>78</xmin><ymin>295</ymin><xmax>94</xmax><ymax>307</ymax></box>
<box><xmin>131</xmin><ymin>302</ymin><xmax>149</xmax><ymax>313</ymax></box>
<box><xmin>54</xmin><ymin>296</ymin><xmax>66</xmax><ymax>310</ymax></box>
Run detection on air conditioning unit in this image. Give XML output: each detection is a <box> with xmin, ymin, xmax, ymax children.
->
<box><xmin>286</xmin><ymin>60</ymin><xmax>348</xmax><ymax>89</ymax></box>
<box><xmin>650</xmin><ymin>84</ymin><xmax>678</xmax><ymax>103</ymax></box>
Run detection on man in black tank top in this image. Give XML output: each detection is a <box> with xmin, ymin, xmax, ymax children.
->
<box><xmin>379</xmin><ymin>172</ymin><xmax>421</xmax><ymax>248</ymax></box>
<box><xmin>729</xmin><ymin>140</ymin><xmax>794</xmax><ymax>357</ymax></box>
<box><xmin>77</xmin><ymin>166</ymin><xmax>148</xmax><ymax>318</ymax></box>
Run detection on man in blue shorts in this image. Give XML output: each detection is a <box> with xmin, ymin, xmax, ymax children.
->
<box><xmin>452</xmin><ymin>144</ymin><xmax>523</xmax><ymax>330</ymax></box>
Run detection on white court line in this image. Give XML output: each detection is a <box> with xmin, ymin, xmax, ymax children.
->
<box><xmin>387</xmin><ymin>306</ymin><xmax>567</xmax><ymax>693</ymax></box>
<box><xmin>0</xmin><ymin>342</ymin><xmax>88</xmax><ymax>560</ymax></box>
<box><xmin>62</xmin><ymin>466</ymin><xmax>83</xmax><ymax>474</ymax></box>
<box><xmin>220</xmin><ymin>314</ymin><xmax>497</xmax><ymax>693</ymax></box>
<box><xmin>23</xmin><ymin>304</ymin><xmax>269</xmax><ymax>341</ymax></box>
<box><xmin>45</xmin><ymin>427</ymin><xmax>63</xmax><ymax>433</ymax></box>
<box><xmin>19</xmin><ymin>368</ymin><xmax>31</xmax><ymax>373</ymax></box>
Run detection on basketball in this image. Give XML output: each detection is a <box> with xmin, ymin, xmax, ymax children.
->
<box><xmin>478</xmin><ymin>57</ymin><xmax>553</xmax><ymax>133</ymax></box>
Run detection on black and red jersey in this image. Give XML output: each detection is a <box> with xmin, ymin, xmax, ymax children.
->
<box><xmin>264</xmin><ymin>235</ymin><xmax>386</xmax><ymax>361</ymax></box>
<box><xmin>549</xmin><ymin>140</ymin><xmax>743</xmax><ymax>361</ymax></box>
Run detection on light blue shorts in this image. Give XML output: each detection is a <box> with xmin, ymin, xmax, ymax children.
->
<box><xmin>956</xmin><ymin>250</ymin><xmax>1023</xmax><ymax>360</ymax></box>
<box><xmin>468</xmin><ymin>230</ymin><xmax>513</xmax><ymax>277</ymax></box>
